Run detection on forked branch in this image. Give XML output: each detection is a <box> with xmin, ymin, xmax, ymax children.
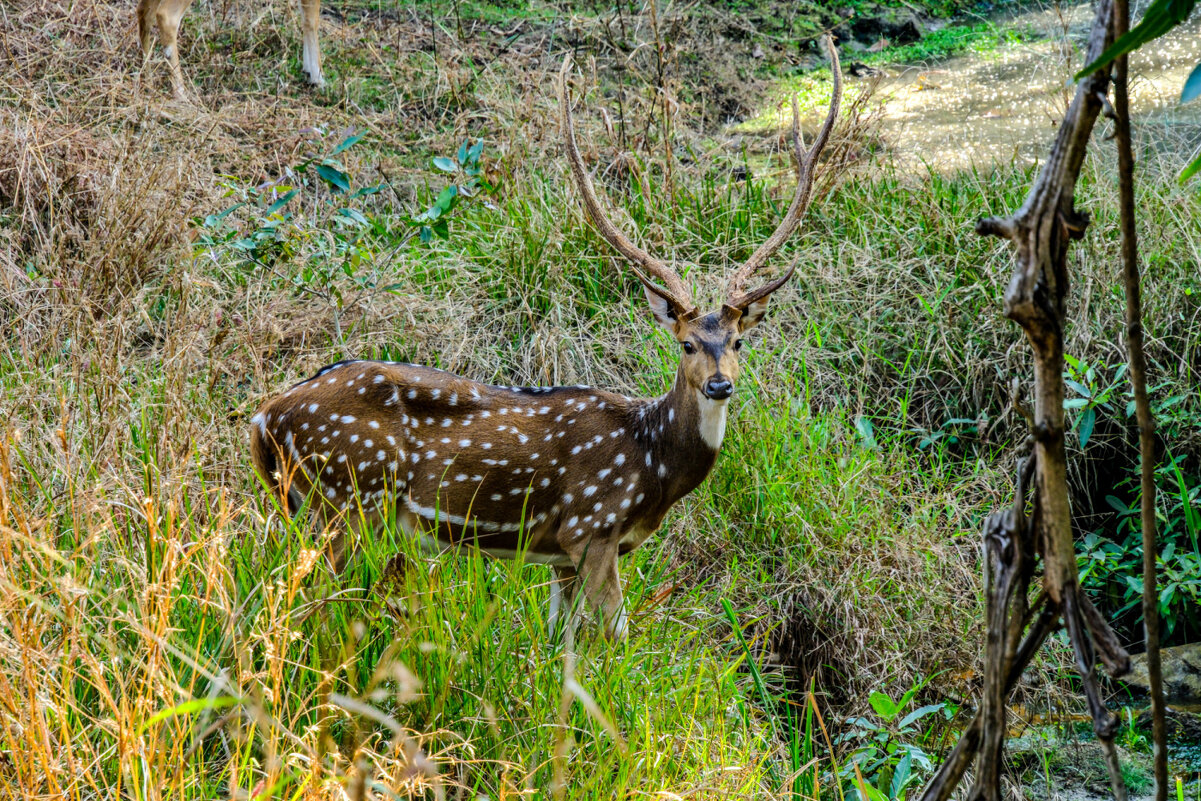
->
<box><xmin>725</xmin><ymin>34</ymin><xmax>842</xmax><ymax>308</ymax></box>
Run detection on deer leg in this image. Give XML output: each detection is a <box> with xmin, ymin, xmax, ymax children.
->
<box><xmin>152</xmin><ymin>0</ymin><xmax>193</xmax><ymax>99</ymax></box>
<box><xmin>137</xmin><ymin>0</ymin><xmax>160</xmax><ymax>56</ymax></box>
<box><xmin>565</xmin><ymin>535</ymin><xmax>627</xmax><ymax>641</ymax></box>
<box><xmin>298</xmin><ymin>0</ymin><xmax>324</xmax><ymax>86</ymax></box>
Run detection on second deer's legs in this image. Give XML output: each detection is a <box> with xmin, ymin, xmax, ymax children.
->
<box><xmin>298</xmin><ymin>0</ymin><xmax>324</xmax><ymax>85</ymax></box>
<box><xmin>140</xmin><ymin>0</ymin><xmax>193</xmax><ymax>99</ymax></box>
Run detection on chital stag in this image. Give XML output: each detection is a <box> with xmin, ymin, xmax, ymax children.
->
<box><xmin>250</xmin><ymin>40</ymin><xmax>841</xmax><ymax>640</ymax></box>
<box><xmin>138</xmin><ymin>0</ymin><xmax>323</xmax><ymax>99</ymax></box>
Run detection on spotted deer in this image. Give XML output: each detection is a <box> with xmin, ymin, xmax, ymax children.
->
<box><xmin>250</xmin><ymin>41</ymin><xmax>841</xmax><ymax>640</ymax></box>
<box><xmin>138</xmin><ymin>0</ymin><xmax>323</xmax><ymax>99</ymax></box>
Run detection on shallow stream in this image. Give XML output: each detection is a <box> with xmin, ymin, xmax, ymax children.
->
<box><xmin>825</xmin><ymin>2</ymin><xmax>1201</xmax><ymax>171</ymax></box>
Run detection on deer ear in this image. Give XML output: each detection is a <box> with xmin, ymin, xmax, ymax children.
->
<box><xmin>638</xmin><ymin>276</ymin><xmax>691</xmax><ymax>334</ymax></box>
<box><xmin>736</xmin><ymin>297</ymin><xmax>771</xmax><ymax>332</ymax></box>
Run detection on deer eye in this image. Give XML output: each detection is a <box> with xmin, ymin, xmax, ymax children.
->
<box><xmin>734</xmin><ymin>339</ymin><xmax>744</xmax><ymax>351</ymax></box>
<box><xmin>682</xmin><ymin>341</ymin><xmax>695</xmax><ymax>355</ymax></box>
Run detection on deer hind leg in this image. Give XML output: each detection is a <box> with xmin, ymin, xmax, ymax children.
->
<box><xmin>298</xmin><ymin>0</ymin><xmax>324</xmax><ymax>86</ymax></box>
<box><xmin>564</xmin><ymin>534</ymin><xmax>627</xmax><ymax>641</ymax></box>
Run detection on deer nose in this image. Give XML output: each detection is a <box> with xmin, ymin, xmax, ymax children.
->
<box><xmin>703</xmin><ymin>377</ymin><xmax>733</xmax><ymax>400</ymax></box>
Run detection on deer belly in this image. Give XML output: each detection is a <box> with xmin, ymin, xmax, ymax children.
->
<box><xmin>397</xmin><ymin>485</ymin><xmax>567</xmax><ymax>562</ymax></box>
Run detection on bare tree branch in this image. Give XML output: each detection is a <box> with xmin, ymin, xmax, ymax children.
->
<box><xmin>1111</xmin><ymin>0</ymin><xmax>1169</xmax><ymax>792</ymax></box>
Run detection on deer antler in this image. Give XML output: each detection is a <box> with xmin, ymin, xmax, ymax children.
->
<box><xmin>726</xmin><ymin>35</ymin><xmax>842</xmax><ymax>309</ymax></box>
<box><xmin>560</xmin><ymin>55</ymin><xmax>695</xmax><ymax>314</ymax></box>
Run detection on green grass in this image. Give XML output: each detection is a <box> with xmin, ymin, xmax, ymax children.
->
<box><xmin>861</xmin><ymin>22</ymin><xmax>1038</xmax><ymax>66</ymax></box>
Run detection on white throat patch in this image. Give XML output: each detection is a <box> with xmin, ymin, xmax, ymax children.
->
<box><xmin>695</xmin><ymin>390</ymin><xmax>729</xmax><ymax>451</ymax></box>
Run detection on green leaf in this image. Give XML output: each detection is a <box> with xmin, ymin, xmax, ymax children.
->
<box><xmin>331</xmin><ymin>132</ymin><xmax>366</xmax><ymax>155</ymax></box>
<box><xmin>457</xmin><ymin>139</ymin><xmax>470</xmax><ymax>165</ymax></box>
<box><xmin>264</xmin><ymin>189</ymin><xmax>299</xmax><ymax>215</ymax></box>
<box><xmin>869</xmin><ymin>691</ymin><xmax>898</xmax><ymax>722</ymax></box>
<box><xmin>316</xmin><ymin>163</ymin><xmax>350</xmax><ymax>193</ymax></box>
<box><xmin>855</xmin><ymin>416</ymin><xmax>877</xmax><ymax>450</ymax></box>
<box><xmin>432</xmin><ymin>156</ymin><xmax>458</xmax><ymax>173</ymax></box>
<box><xmin>1066</xmin><ymin>378</ymin><xmax>1093</xmax><ymax>398</ymax></box>
<box><xmin>1180</xmin><ymin>152</ymin><xmax>1201</xmax><ymax>184</ymax></box>
<box><xmin>1063</xmin><ymin>398</ymin><xmax>1091</xmax><ymax>410</ymax></box>
<box><xmin>1182</xmin><ymin>61</ymin><xmax>1201</xmax><ymax>103</ymax></box>
<box><xmin>435</xmin><ymin>184</ymin><xmax>459</xmax><ymax>211</ymax></box>
<box><xmin>891</xmin><ymin>751</ymin><xmax>913</xmax><ymax>798</ymax></box>
<box><xmin>432</xmin><ymin>218</ymin><xmax>450</xmax><ymax>239</ymax></box>
<box><xmin>467</xmin><ymin>139</ymin><xmax>484</xmax><ymax>165</ymax></box>
<box><xmin>419</xmin><ymin>226</ymin><xmax>433</xmax><ymax>243</ymax></box>
<box><xmin>350</xmin><ymin>182</ymin><xmax>386</xmax><ymax>199</ymax></box>
<box><xmin>203</xmin><ymin>202</ymin><xmax>245</xmax><ymax>227</ymax></box>
<box><xmin>898</xmin><ymin>703</ymin><xmax>946</xmax><ymax>730</ymax></box>
<box><xmin>1079</xmin><ymin>407</ymin><xmax>1097</xmax><ymax>449</ymax></box>
<box><xmin>141</xmin><ymin>696</ymin><xmax>239</xmax><ymax>732</ymax></box>
<box><xmin>1075</xmin><ymin>0</ymin><xmax>1197</xmax><ymax>79</ymax></box>
<box><xmin>336</xmin><ymin>207</ymin><xmax>370</xmax><ymax>226</ymax></box>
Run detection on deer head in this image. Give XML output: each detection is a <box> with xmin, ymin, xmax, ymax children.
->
<box><xmin>560</xmin><ymin>36</ymin><xmax>842</xmax><ymax>406</ymax></box>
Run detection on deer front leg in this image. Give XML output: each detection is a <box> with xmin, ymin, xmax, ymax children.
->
<box><xmin>298</xmin><ymin>0</ymin><xmax>324</xmax><ymax>86</ymax></box>
<box><xmin>563</xmin><ymin>533</ymin><xmax>627</xmax><ymax>641</ymax></box>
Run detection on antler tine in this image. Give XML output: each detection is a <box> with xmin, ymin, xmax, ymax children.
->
<box><xmin>560</xmin><ymin>55</ymin><xmax>694</xmax><ymax>312</ymax></box>
<box><xmin>726</xmin><ymin>35</ymin><xmax>842</xmax><ymax>306</ymax></box>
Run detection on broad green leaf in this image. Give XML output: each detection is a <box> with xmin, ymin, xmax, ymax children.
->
<box><xmin>898</xmin><ymin>703</ymin><xmax>946</xmax><ymax>730</ymax></box>
<box><xmin>316</xmin><ymin>163</ymin><xmax>350</xmax><ymax>193</ymax></box>
<box><xmin>419</xmin><ymin>226</ymin><xmax>433</xmax><ymax>243</ymax></box>
<box><xmin>1105</xmin><ymin>495</ymin><xmax>1131</xmax><ymax>514</ymax></box>
<box><xmin>1182</xmin><ymin>61</ymin><xmax>1201</xmax><ymax>103</ymax></box>
<box><xmin>868</xmin><ymin>691</ymin><xmax>898</xmax><ymax>721</ymax></box>
<box><xmin>891</xmin><ymin>751</ymin><xmax>913</xmax><ymax>798</ymax></box>
<box><xmin>457</xmin><ymin>139</ymin><xmax>470</xmax><ymax>164</ymax></box>
<box><xmin>1079</xmin><ymin>407</ymin><xmax>1097</xmax><ymax>449</ymax></box>
<box><xmin>432</xmin><ymin>219</ymin><xmax>450</xmax><ymax>239</ymax></box>
<box><xmin>331</xmin><ymin>132</ymin><xmax>365</xmax><ymax>155</ymax></box>
<box><xmin>1063</xmin><ymin>398</ymin><xmax>1091</xmax><ymax>410</ymax></box>
<box><xmin>435</xmin><ymin>184</ymin><xmax>459</xmax><ymax>211</ymax></box>
<box><xmin>468</xmin><ymin>139</ymin><xmax>484</xmax><ymax>164</ymax></box>
<box><xmin>432</xmin><ymin>156</ymin><xmax>458</xmax><ymax>173</ymax></box>
<box><xmin>1066</xmin><ymin>378</ymin><xmax>1093</xmax><ymax>398</ymax></box>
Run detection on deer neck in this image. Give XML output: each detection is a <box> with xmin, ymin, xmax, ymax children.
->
<box><xmin>629</xmin><ymin>367</ymin><xmax>728</xmax><ymax>507</ymax></box>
